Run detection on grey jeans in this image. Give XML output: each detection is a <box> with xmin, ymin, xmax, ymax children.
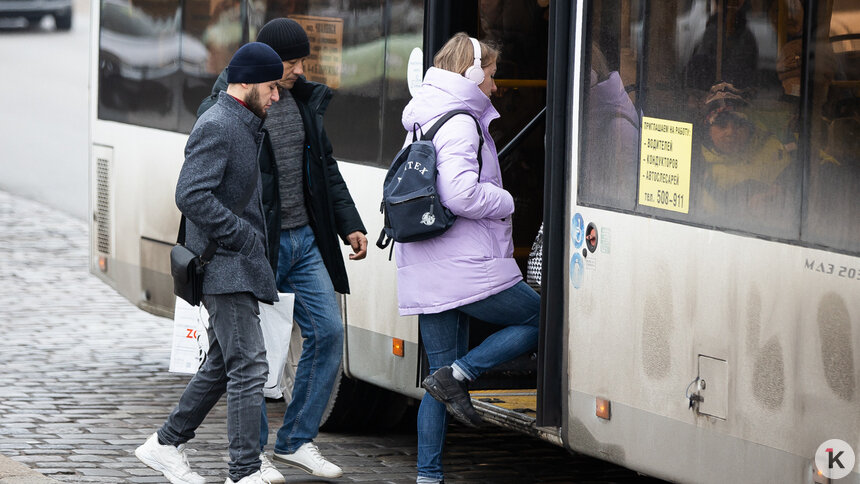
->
<box><xmin>158</xmin><ymin>292</ymin><xmax>267</xmax><ymax>481</ymax></box>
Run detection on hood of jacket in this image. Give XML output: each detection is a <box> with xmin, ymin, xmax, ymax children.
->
<box><xmin>402</xmin><ymin>67</ymin><xmax>500</xmax><ymax>132</ymax></box>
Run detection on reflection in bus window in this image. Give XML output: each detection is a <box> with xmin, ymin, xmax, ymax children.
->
<box><xmin>182</xmin><ymin>0</ymin><xmax>243</xmax><ymax>131</ymax></box>
<box><xmin>580</xmin><ymin>0</ymin><xmax>804</xmax><ymax>242</ymax></box>
<box><xmin>579</xmin><ymin>43</ymin><xmax>640</xmax><ymax>211</ymax></box>
<box><xmin>98</xmin><ymin>0</ymin><xmax>183</xmax><ymax>131</ymax></box>
<box><xmin>803</xmin><ymin>0</ymin><xmax>860</xmax><ymax>253</ymax></box>
<box><xmin>250</xmin><ymin>0</ymin><xmax>423</xmax><ymax>167</ymax></box>
<box><xmin>685</xmin><ymin>0</ymin><xmax>760</xmax><ymax>91</ymax></box>
<box><xmin>97</xmin><ymin>0</ymin><xmax>239</xmax><ymax>133</ymax></box>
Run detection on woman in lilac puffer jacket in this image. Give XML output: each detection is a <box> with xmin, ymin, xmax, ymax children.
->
<box><xmin>395</xmin><ymin>33</ymin><xmax>540</xmax><ymax>484</ymax></box>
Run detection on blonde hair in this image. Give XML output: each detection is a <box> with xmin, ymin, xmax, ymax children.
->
<box><xmin>433</xmin><ymin>32</ymin><xmax>499</xmax><ymax>77</ymax></box>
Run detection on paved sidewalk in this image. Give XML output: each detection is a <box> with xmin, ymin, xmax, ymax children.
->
<box><xmin>0</xmin><ymin>190</ymin><xmax>662</xmax><ymax>484</ymax></box>
<box><xmin>0</xmin><ymin>190</ymin><xmax>423</xmax><ymax>483</ymax></box>
<box><xmin>0</xmin><ymin>454</ymin><xmax>57</xmax><ymax>483</ymax></box>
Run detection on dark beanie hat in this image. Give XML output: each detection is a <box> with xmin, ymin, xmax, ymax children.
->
<box><xmin>256</xmin><ymin>18</ymin><xmax>310</xmax><ymax>61</ymax></box>
<box><xmin>227</xmin><ymin>42</ymin><xmax>284</xmax><ymax>84</ymax></box>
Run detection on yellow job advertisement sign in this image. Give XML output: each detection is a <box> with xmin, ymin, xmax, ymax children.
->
<box><xmin>292</xmin><ymin>15</ymin><xmax>343</xmax><ymax>89</ymax></box>
<box><xmin>637</xmin><ymin>116</ymin><xmax>693</xmax><ymax>213</ymax></box>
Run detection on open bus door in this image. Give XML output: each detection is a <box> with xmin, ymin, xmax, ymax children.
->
<box><xmin>420</xmin><ymin>0</ymin><xmax>567</xmax><ymax>442</ymax></box>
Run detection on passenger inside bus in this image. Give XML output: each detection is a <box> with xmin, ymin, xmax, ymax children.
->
<box><xmin>695</xmin><ymin>80</ymin><xmax>796</xmax><ymax>227</ymax></box>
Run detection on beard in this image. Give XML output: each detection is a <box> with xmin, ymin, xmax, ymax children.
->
<box><xmin>245</xmin><ymin>86</ymin><xmax>268</xmax><ymax>120</ymax></box>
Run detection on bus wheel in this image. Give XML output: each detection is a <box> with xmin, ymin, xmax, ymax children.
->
<box><xmin>320</xmin><ymin>373</ymin><xmax>410</xmax><ymax>432</ymax></box>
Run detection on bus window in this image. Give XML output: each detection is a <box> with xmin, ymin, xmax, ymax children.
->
<box><xmin>250</xmin><ymin>0</ymin><xmax>422</xmax><ymax>167</ymax></box>
<box><xmin>580</xmin><ymin>0</ymin><xmax>803</xmax><ymax>241</ymax></box>
<box><xmin>803</xmin><ymin>0</ymin><xmax>860</xmax><ymax>253</ymax></box>
<box><xmin>180</xmin><ymin>0</ymin><xmax>244</xmax><ymax>131</ymax></box>
<box><xmin>98</xmin><ymin>0</ymin><xmax>183</xmax><ymax>132</ymax></box>
<box><xmin>97</xmin><ymin>0</ymin><xmax>241</xmax><ymax>133</ymax></box>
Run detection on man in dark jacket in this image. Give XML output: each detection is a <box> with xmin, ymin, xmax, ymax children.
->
<box><xmin>198</xmin><ymin>18</ymin><xmax>366</xmax><ymax>481</ymax></box>
<box><xmin>135</xmin><ymin>42</ymin><xmax>282</xmax><ymax>484</ymax></box>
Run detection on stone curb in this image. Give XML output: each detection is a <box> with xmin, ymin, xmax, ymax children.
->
<box><xmin>0</xmin><ymin>455</ymin><xmax>58</xmax><ymax>483</ymax></box>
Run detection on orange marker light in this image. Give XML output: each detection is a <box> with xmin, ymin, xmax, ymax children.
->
<box><xmin>98</xmin><ymin>256</ymin><xmax>108</xmax><ymax>272</ymax></box>
<box><xmin>392</xmin><ymin>338</ymin><xmax>404</xmax><ymax>357</ymax></box>
<box><xmin>596</xmin><ymin>398</ymin><xmax>611</xmax><ymax>420</ymax></box>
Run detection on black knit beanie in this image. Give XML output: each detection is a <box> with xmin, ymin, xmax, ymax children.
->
<box><xmin>227</xmin><ymin>42</ymin><xmax>284</xmax><ymax>84</ymax></box>
<box><xmin>256</xmin><ymin>18</ymin><xmax>310</xmax><ymax>61</ymax></box>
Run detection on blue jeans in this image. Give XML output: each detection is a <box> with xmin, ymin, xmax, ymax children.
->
<box><xmin>158</xmin><ymin>292</ymin><xmax>266</xmax><ymax>482</ymax></box>
<box><xmin>416</xmin><ymin>281</ymin><xmax>540</xmax><ymax>480</ymax></box>
<box><xmin>260</xmin><ymin>225</ymin><xmax>343</xmax><ymax>454</ymax></box>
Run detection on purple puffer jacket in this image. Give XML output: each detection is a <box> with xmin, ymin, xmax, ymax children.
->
<box><xmin>395</xmin><ymin>67</ymin><xmax>522</xmax><ymax>315</ymax></box>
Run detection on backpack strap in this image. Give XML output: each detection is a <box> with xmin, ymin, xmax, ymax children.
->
<box><xmin>420</xmin><ymin>109</ymin><xmax>484</xmax><ymax>179</ymax></box>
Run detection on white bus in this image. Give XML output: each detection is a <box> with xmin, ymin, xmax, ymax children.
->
<box><xmin>89</xmin><ymin>0</ymin><xmax>860</xmax><ymax>482</ymax></box>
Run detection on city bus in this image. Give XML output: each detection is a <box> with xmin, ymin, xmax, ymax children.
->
<box><xmin>88</xmin><ymin>0</ymin><xmax>860</xmax><ymax>482</ymax></box>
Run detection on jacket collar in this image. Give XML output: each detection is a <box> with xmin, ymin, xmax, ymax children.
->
<box><xmin>217</xmin><ymin>91</ymin><xmax>263</xmax><ymax>133</ymax></box>
<box><xmin>290</xmin><ymin>76</ymin><xmax>332</xmax><ymax>115</ymax></box>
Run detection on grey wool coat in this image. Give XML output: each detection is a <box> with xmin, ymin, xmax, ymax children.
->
<box><xmin>175</xmin><ymin>91</ymin><xmax>278</xmax><ymax>303</ymax></box>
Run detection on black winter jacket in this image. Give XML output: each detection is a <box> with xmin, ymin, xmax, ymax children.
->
<box><xmin>198</xmin><ymin>72</ymin><xmax>366</xmax><ymax>294</ymax></box>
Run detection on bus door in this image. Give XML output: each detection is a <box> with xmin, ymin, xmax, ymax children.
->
<box><xmin>421</xmin><ymin>0</ymin><xmax>561</xmax><ymax>440</ymax></box>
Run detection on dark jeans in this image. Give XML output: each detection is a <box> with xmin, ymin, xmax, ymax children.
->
<box><xmin>417</xmin><ymin>281</ymin><xmax>540</xmax><ymax>480</ymax></box>
<box><xmin>158</xmin><ymin>292</ymin><xmax>267</xmax><ymax>482</ymax></box>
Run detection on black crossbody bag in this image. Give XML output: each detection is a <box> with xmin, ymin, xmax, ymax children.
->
<box><xmin>170</xmin><ymin>173</ymin><xmax>259</xmax><ymax>306</ymax></box>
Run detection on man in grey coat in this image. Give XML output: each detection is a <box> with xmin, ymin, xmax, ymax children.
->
<box><xmin>134</xmin><ymin>42</ymin><xmax>283</xmax><ymax>484</ymax></box>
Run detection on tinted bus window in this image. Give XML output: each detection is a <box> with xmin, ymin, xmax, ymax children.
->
<box><xmin>98</xmin><ymin>0</ymin><xmax>183</xmax><ymax>132</ymax></box>
<box><xmin>802</xmin><ymin>0</ymin><xmax>860</xmax><ymax>253</ymax></box>
<box><xmin>580</xmin><ymin>0</ymin><xmax>803</xmax><ymax>242</ymax></box>
<box><xmin>380</xmin><ymin>0</ymin><xmax>425</xmax><ymax>164</ymax></box>
<box><xmin>98</xmin><ymin>0</ymin><xmax>241</xmax><ymax>133</ymax></box>
<box><xmin>180</xmin><ymin>0</ymin><xmax>244</xmax><ymax>132</ymax></box>
<box><xmin>252</xmin><ymin>0</ymin><xmax>392</xmax><ymax>166</ymax></box>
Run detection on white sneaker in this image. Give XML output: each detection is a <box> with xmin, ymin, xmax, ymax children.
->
<box><xmin>273</xmin><ymin>442</ymin><xmax>343</xmax><ymax>478</ymax></box>
<box><xmin>225</xmin><ymin>470</ymin><xmax>267</xmax><ymax>484</ymax></box>
<box><xmin>259</xmin><ymin>452</ymin><xmax>285</xmax><ymax>483</ymax></box>
<box><xmin>134</xmin><ymin>433</ymin><xmax>206</xmax><ymax>484</ymax></box>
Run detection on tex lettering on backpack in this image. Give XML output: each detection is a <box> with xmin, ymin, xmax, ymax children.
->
<box><xmin>376</xmin><ymin>110</ymin><xmax>483</xmax><ymax>251</ymax></box>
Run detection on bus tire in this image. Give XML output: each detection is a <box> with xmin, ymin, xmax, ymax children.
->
<box><xmin>320</xmin><ymin>373</ymin><xmax>410</xmax><ymax>432</ymax></box>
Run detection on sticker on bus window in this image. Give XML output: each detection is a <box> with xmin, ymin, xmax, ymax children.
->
<box><xmin>637</xmin><ymin>116</ymin><xmax>692</xmax><ymax>214</ymax></box>
<box><xmin>292</xmin><ymin>15</ymin><xmax>344</xmax><ymax>89</ymax></box>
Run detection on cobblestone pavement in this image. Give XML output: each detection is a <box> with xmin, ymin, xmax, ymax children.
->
<box><xmin>0</xmin><ymin>190</ymin><xmax>664</xmax><ymax>484</ymax></box>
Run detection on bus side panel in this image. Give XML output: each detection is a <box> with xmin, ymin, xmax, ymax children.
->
<box><xmin>89</xmin><ymin>122</ymin><xmax>187</xmax><ymax>317</ymax></box>
<box><xmin>338</xmin><ymin>162</ymin><xmax>421</xmax><ymax>398</ymax></box>
<box><xmin>564</xmin><ymin>207</ymin><xmax>860</xmax><ymax>483</ymax></box>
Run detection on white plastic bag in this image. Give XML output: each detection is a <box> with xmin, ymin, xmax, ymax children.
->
<box><xmin>169</xmin><ymin>294</ymin><xmax>295</xmax><ymax>394</ymax></box>
<box><xmin>260</xmin><ymin>294</ymin><xmax>295</xmax><ymax>399</ymax></box>
<box><xmin>169</xmin><ymin>298</ymin><xmax>210</xmax><ymax>374</ymax></box>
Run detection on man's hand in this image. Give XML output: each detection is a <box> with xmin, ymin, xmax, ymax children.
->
<box><xmin>347</xmin><ymin>231</ymin><xmax>368</xmax><ymax>260</ymax></box>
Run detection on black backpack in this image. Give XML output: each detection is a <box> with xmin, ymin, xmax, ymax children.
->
<box><xmin>376</xmin><ymin>110</ymin><xmax>483</xmax><ymax>250</ymax></box>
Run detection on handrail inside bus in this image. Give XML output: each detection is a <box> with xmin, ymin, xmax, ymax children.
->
<box><xmin>498</xmin><ymin>106</ymin><xmax>547</xmax><ymax>171</ymax></box>
<box><xmin>494</xmin><ymin>79</ymin><xmax>548</xmax><ymax>88</ymax></box>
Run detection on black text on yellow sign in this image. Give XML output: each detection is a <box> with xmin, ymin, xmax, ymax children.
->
<box><xmin>638</xmin><ymin>117</ymin><xmax>693</xmax><ymax>214</ymax></box>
